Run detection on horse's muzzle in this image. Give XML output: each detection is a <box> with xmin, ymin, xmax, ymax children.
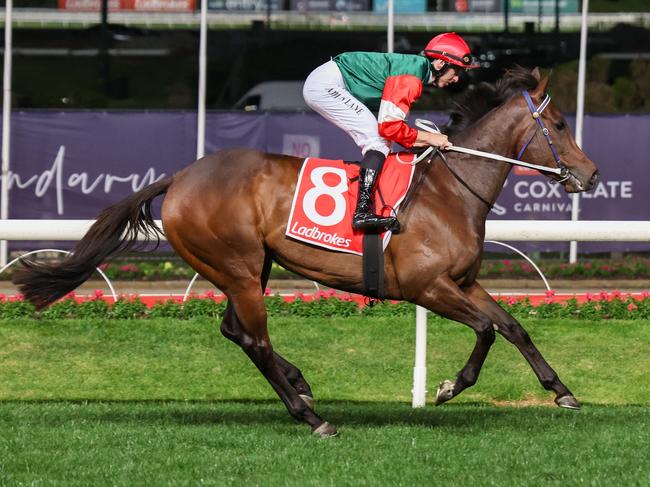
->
<box><xmin>564</xmin><ymin>169</ymin><xmax>599</xmax><ymax>193</ymax></box>
<box><xmin>586</xmin><ymin>170</ymin><xmax>600</xmax><ymax>191</ymax></box>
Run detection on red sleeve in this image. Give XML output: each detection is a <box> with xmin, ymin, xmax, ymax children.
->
<box><xmin>377</xmin><ymin>74</ymin><xmax>423</xmax><ymax>148</ymax></box>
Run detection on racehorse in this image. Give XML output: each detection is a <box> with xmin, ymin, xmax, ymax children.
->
<box><xmin>14</xmin><ymin>67</ymin><xmax>598</xmax><ymax>437</ymax></box>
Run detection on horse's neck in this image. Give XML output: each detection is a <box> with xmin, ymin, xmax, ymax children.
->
<box><xmin>439</xmin><ymin>104</ymin><xmax>522</xmax><ymax>216</ymax></box>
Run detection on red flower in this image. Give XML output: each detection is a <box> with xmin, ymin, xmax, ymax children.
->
<box><xmin>520</xmin><ymin>263</ymin><xmax>533</xmax><ymax>273</ymax></box>
<box><xmin>119</xmin><ymin>264</ymin><xmax>139</xmax><ymax>273</ymax></box>
<box><xmin>264</xmin><ymin>288</ymin><xmax>271</xmax><ymax>296</ymax></box>
<box><xmin>94</xmin><ymin>290</ymin><xmax>104</xmax><ymax>298</ymax></box>
<box><xmin>627</xmin><ymin>303</ymin><xmax>637</xmax><ymax>311</ymax></box>
<box><xmin>507</xmin><ymin>296</ymin><xmax>517</xmax><ymax>305</ymax></box>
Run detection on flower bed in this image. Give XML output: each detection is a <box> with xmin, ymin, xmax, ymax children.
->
<box><xmin>1</xmin><ymin>290</ymin><xmax>649</xmax><ymax>320</ymax></box>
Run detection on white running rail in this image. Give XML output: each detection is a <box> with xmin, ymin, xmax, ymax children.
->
<box><xmin>1</xmin><ymin>219</ymin><xmax>650</xmax><ymax>242</ymax></box>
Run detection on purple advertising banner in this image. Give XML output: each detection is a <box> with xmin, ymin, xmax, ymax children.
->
<box><xmin>207</xmin><ymin>0</ymin><xmax>282</xmax><ymax>10</ymax></box>
<box><xmin>289</xmin><ymin>0</ymin><xmax>370</xmax><ymax>11</ymax></box>
<box><xmin>4</xmin><ymin>110</ymin><xmax>650</xmax><ymax>252</ymax></box>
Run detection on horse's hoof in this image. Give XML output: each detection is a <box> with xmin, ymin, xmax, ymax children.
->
<box><xmin>312</xmin><ymin>422</ymin><xmax>338</xmax><ymax>438</ymax></box>
<box><xmin>299</xmin><ymin>394</ymin><xmax>314</xmax><ymax>410</ymax></box>
<box><xmin>435</xmin><ymin>380</ymin><xmax>456</xmax><ymax>406</ymax></box>
<box><xmin>555</xmin><ymin>394</ymin><xmax>581</xmax><ymax>410</ymax></box>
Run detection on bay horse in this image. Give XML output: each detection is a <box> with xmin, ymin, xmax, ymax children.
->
<box><xmin>14</xmin><ymin>67</ymin><xmax>598</xmax><ymax>437</ymax></box>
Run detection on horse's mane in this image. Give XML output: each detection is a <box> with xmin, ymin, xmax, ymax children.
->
<box><xmin>443</xmin><ymin>66</ymin><xmax>539</xmax><ymax>137</ymax></box>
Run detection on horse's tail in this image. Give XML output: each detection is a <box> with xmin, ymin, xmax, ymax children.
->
<box><xmin>13</xmin><ymin>176</ymin><xmax>173</xmax><ymax>309</ymax></box>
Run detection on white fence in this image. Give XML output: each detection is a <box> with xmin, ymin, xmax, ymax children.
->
<box><xmin>2</xmin><ymin>219</ymin><xmax>650</xmax><ymax>242</ymax></box>
<box><xmin>1</xmin><ymin>218</ymin><xmax>649</xmax><ymax>408</ymax></box>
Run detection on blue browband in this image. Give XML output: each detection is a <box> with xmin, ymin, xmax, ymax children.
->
<box><xmin>518</xmin><ymin>91</ymin><xmax>570</xmax><ymax>183</ymax></box>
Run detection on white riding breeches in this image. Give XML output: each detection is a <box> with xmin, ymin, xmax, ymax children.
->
<box><xmin>303</xmin><ymin>60</ymin><xmax>391</xmax><ymax>157</ymax></box>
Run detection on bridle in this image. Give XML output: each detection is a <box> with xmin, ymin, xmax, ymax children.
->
<box><xmin>396</xmin><ymin>90</ymin><xmax>583</xmax><ymax>209</ymax></box>
<box><xmin>400</xmin><ymin>91</ymin><xmax>577</xmax><ymax>185</ymax></box>
<box><xmin>517</xmin><ymin>90</ymin><xmax>572</xmax><ymax>184</ymax></box>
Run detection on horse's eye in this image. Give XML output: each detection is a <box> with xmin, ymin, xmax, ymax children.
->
<box><xmin>555</xmin><ymin>121</ymin><xmax>566</xmax><ymax>131</ymax></box>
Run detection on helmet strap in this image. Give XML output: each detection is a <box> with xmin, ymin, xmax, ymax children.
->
<box><xmin>432</xmin><ymin>61</ymin><xmax>451</xmax><ymax>86</ymax></box>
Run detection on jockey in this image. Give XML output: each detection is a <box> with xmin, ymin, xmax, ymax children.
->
<box><xmin>303</xmin><ymin>32</ymin><xmax>479</xmax><ymax>232</ymax></box>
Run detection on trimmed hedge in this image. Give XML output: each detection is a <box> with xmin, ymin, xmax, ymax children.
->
<box><xmin>1</xmin><ymin>291</ymin><xmax>649</xmax><ymax>320</ymax></box>
<box><xmin>480</xmin><ymin>258</ymin><xmax>650</xmax><ymax>279</ymax></box>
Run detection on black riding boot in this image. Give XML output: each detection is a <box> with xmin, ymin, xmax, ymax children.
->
<box><xmin>352</xmin><ymin>167</ymin><xmax>400</xmax><ymax>232</ymax></box>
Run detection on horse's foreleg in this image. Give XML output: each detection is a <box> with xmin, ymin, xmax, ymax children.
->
<box><xmin>226</xmin><ymin>285</ymin><xmax>336</xmax><ymax>437</ymax></box>
<box><xmin>220</xmin><ymin>303</ymin><xmax>314</xmax><ymax>404</ymax></box>
<box><xmin>464</xmin><ymin>283</ymin><xmax>579</xmax><ymax>409</ymax></box>
<box><xmin>416</xmin><ymin>277</ymin><xmax>496</xmax><ymax>405</ymax></box>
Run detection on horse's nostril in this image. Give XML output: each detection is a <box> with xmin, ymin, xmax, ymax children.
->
<box><xmin>588</xmin><ymin>170</ymin><xmax>600</xmax><ymax>189</ymax></box>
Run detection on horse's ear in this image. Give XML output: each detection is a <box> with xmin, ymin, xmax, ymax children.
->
<box><xmin>531</xmin><ymin>76</ymin><xmax>550</xmax><ymax>98</ymax></box>
<box><xmin>531</xmin><ymin>67</ymin><xmax>541</xmax><ymax>81</ymax></box>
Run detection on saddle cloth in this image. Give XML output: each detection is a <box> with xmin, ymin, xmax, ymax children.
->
<box><xmin>286</xmin><ymin>152</ymin><xmax>416</xmax><ymax>256</ymax></box>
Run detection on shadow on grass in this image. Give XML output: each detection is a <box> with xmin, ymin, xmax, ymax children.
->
<box><xmin>1</xmin><ymin>398</ymin><xmax>642</xmax><ymax>431</ymax></box>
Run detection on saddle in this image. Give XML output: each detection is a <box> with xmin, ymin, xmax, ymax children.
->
<box><xmin>286</xmin><ymin>151</ymin><xmax>425</xmax><ymax>298</ymax></box>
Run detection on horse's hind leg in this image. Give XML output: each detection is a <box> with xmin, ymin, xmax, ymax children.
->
<box><xmin>223</xmin><ymin>282</ymin><xmax>336</xmax><ymax>436</ymax></box>
<box><xmin>259</xmin><ymin>256</ymin><xmax>315</xmax><ymax>405</ymax></box>
<box><xmin>465</xmin><ymin>283</ymin><xmax>579</xmax><ymax>409</ymax></box>
<box><xmin>415</xmin><ymin>277</ymin><xmax>497</xmax><ymax>405</ymax></box>
<box><xmin>165</xmin><ymin>231</ymin><xmax>330</xmax><ymax>436</ymax></box>
<box><xmin>220</xmin><ymin>303</ymin><xmax>314</xmax><ymax>405</ymax></box>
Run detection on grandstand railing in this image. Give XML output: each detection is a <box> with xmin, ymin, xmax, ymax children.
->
<box><xmin>3</xmin><ymin>9</ymin><xmax>650</xmax><ymax>31</ymax></box>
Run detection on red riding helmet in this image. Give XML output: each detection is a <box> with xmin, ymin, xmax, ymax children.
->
<box><xmin>421</xmin><ymin>32</ymin><xmax>479</xmax><ymax>69</ymax></box>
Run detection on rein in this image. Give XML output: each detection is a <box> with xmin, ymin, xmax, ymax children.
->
<box><xmin>396</xmin><ymin>90</ymin><xmax>574</xmax><ymax>209</ymax></box>
<box><xmin>395</xmin><ymin>90</ymin><xmax>577</xmax><ymax>210</ymax></box>
<box><xmin>399</xmin><ymin>91</ymin><xmax>570</xmax><ymax>184</ymax></box>
<box><xmin>437</xmin><ymin>150</ymin><xmax>494</xmax><ymax>210</ymax></box>
<box><xmin>397</xmin><ymin>149</ymin><xmax>436</xmax><ymax>214</ymax></box>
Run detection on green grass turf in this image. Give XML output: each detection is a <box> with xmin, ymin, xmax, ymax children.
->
<box><xmin>0</xmin><ymin>402</ymin><xmax>648</xmax><ymax>486</ymax></box>
<box><xmin>0</xmin><ymin>317</ymin><xmax>649</xmax><ymax>485</ymax></box>
<box><xmin>1</xmin><ymin>317</ymin><xmax>648</xmax><ymax>404</ymax></box>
